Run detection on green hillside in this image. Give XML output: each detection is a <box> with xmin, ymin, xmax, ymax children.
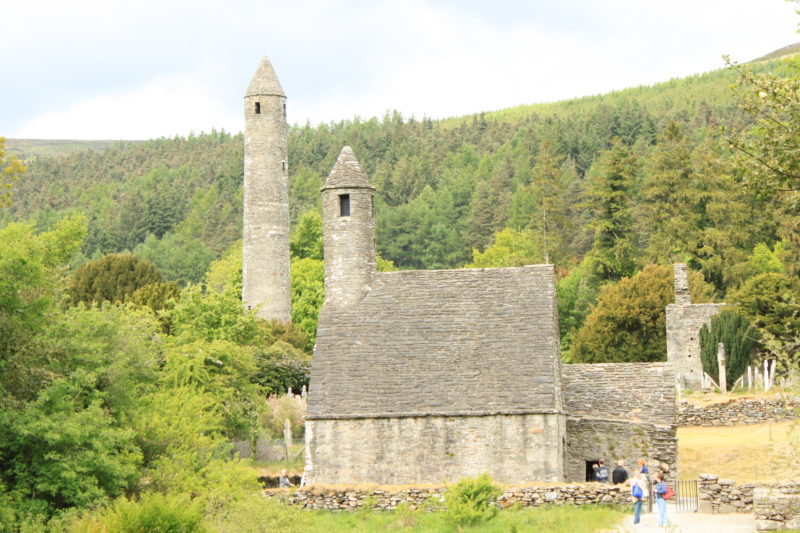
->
<box><xmin>5</xmin><ymin>138</ymin><xmax>137</xmax><ymax>160</ymax></box>
<box><xmin>2</xmin><ymin>53</ymin><xmax>798</xmax><ymax>298</ymax></box>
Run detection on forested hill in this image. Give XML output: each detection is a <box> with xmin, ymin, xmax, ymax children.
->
<box><xmin>2</xmin><ymin>55</ymin><xmax>796</xmax><ymax>291</ymax></box>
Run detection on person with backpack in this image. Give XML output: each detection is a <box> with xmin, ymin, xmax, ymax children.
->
<box><xmin>595</xmin><ymin>460</ymin><xmax>609</xmax><ymax>483</ymax></box>
<box><xmin>630</xmin><ymin>471</ymin><xmax>647</xmax><ymax>524</ymax></box>
<box><xmin>654</xmin><ymin>472</ymin><xmax>670</xmax><ymax>526</ymax></box>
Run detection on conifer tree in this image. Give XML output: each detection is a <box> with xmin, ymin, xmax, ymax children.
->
<box><xmin>700</xmin><ymin>309</ymin><xmax>756</xmax><ymax>386</ymax></box>
<box><xmin>584</xmin><ymin>140</ymin><xmax>638</xmax><ymax>281</ymax></box>
<box><xmin>638</xmin><ymin>122</ymin><xmax>699</xmax><ymax>263</ymax></box>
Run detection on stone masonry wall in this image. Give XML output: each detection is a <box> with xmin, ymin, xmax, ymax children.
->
<box><xmin>563</xmin><ymin>363</ymin><xmax>678</xmax><ymax>482</ymax></box>
<box><xmin>666</xmin><ymin>303</ymin><xmax>725</xmax><ymax>390</ymax></box>
<box><xmin>755</xmin><ymin>483</ymin><xmax>800</xmax><ymax>531</ymax></box>
<box><xmin>563</xmin><ymin>363</ymin><xmax>676</xmax><ymax>425</ymax></box>
<box><xmin>698</xmin><ymin>473</ymin><xmax>754</xmax><ymax>513</ymax></box>
<box><xmin>265</xmin><ymin>482</ymin><xmax>633</xmax><ymax>511</ymax></box>
<box><xmin>679</xmin><ymin>397</ymin><xmax>800</xmax><ymax>426</ymax></box>
<box><xmin>305</xmin><ymin>413</ymin><xmax>566</xmax><ymax>485</ymax></box>
<box><xmin>566</xmin><ymin>419</ymin><xmax>677</xmax><ymax>483</ymax></box>
<box><xmin>698</xmin><ymin>475</ymin><xmax>800</xmax><ymax>529</ymax></box>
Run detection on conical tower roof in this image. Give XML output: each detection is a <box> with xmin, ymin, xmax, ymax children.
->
<box><xmin>322</xmin><ymin>146</ymin><xmax>375</xmax><ymax>191</ymax></box>
<box><xmin>245</xmin><ymin>57</ymin><xmax>285</xmax><ymax>97</ymax></box>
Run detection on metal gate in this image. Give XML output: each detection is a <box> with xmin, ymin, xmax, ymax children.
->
<box><xmin>674</xmin><ymin>480</ymin><xmax>699</xmax><ymax>512</ymax></box>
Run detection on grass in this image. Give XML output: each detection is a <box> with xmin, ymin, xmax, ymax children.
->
<box><xmin>211</xmin><ymin>497</ymin><xmax>625</xmax><ymax>533</ymax></box>
<box><xmin>680</xmin><ymin>387</ymin><xmax>798</xmax><ymax>406</ymax></box>
<box><xmin>678</xmin><ymin>420</ymin><xmax>799</xmax><ymax>482</ymax></box>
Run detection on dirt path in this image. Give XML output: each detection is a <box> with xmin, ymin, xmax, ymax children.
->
<box><xmin>610</xmin><ymin>506</ymin><xmax>756</xmax><ymax>532</ymax></box>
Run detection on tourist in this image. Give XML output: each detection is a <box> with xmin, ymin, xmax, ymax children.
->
<box><xmin>595</xmin><ymin>460</ymin><xmax>609</xmax><ymax>483</ymax></box>
<box><xmin>612</xmin><ymin>459</ymin><xmax>629</xmax><ymax>484</ymax></box>
<box><xmin>638</xmin><ymin>457</ymin><xmax>649</xmax><ymax>475</ymax></box>
<box><xmin>631</xmin><ymin>471</ymin><xmax>647</xmax><ymax>525</ymax></box>
<box><xmin>278</xmin><ymin>469</ymin><xmax>293</xmax><ymax>488</ymax></box>
<box><xmin>653</xmin><ymin>472</ymin><xmax>669</xmax><ymax>527</ymax></box>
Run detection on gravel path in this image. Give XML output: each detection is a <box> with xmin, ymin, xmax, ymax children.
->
<box><xmin>610</xmin><ymin>506</ymin><xmax>756</xmax><ymax>532</ymax></box>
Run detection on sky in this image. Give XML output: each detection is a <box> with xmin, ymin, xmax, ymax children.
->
<box><xmin>2</xmin><ymin>0</ymin><xmax>798</xmax><ymax>140</ymax></box>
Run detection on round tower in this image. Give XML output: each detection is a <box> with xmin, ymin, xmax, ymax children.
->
<box><xmin>321</xmin><ymin>146</ymin><xmax>376</xmax><ymax>308</ymax></box>
<box><xmin>242</xmin><ymin>57</ymin><xmax>291</xmax><ymax>322</ymax></box>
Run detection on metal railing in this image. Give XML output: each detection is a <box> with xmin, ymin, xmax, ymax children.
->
<box><xmin>673</xmin><ymin>479</ymin><xmax>699</xmax><ymax>512</ymax></box>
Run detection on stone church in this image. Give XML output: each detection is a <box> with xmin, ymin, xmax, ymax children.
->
<box><xmin>243</xmin><ymin>57</ymin><xmax>678</xmax><ymax>485</ymax></box>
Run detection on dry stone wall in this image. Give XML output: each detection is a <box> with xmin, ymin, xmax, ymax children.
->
<box><xmin>678</xmin><ymin>397</ymin><xmax>800</xmax><ymax>426</ymax></box>
<box><xmin>755</xmin><ymin>483</ymin><xmax>800</xmax><ymax>531</ymax></box>
<box><xmin>264</xmin><ymin>483</ymin><xmax>633</xmax><ymax>511</ymax></box>
<box><xmin>697</xmin><ymin>475</ymin><xmax>800</xmax><ymax>529</ymax></box>
<box><xmin>698</xmin><ymin>473</ymin><xmax>754</xmax><ymax>513</ymax></box>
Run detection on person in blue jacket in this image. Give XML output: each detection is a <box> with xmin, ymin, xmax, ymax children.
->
<box><xmin>654</xmin><ymin>472</ymin><xmax>669</xmax><ymax>527</ymax></box>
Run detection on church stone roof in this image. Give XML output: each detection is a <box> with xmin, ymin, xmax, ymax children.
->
<box><xmin>321</xmin><ymin>146</ymin><xmax>375</xmax><ymax>191</ymax></box>
<box><xmin>307</xmin><ymin>265</ymin><xmax>563</xmax><ymax>419</ymax></box>
<box><xmin>245</xmin><ymin>56</ymin><xmax>285</xmax><ymax>98</ymax></box>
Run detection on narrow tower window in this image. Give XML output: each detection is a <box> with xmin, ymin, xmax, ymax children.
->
<box><xmin>283</xmin><ymin>102</ymin><xmax>286</xmax><ymax>118</ymax></box>
<box><xmin>339</xmin><ymin>194</ymin><xmax>351</xmax><ymax>217</ymax></box>
<box><xmin>255</xmin><ymin>102</ymin><xmax>261</xmax><ymax>114</ymax></box>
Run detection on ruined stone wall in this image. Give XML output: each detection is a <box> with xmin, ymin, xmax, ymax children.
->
<box><xmin>755</xmin><ymin>483</ymin><xmax>800</xmax><ymax>531</ymax></box>
<box><xmin>666</xmin><ymin>303</ymin><xmax>725</xmax><ymax>390</ymax></box>
<box><xmin>305</xmin><ymin>413</ymin><xmax>566</xmax><ymax>485</ymax></box>
<box><xmin>566</xmin><ymin>419</ymin><xmax>677</xmax><ymax>483</ymax></box>
<box><xmin>563</xmin><ymin>363</ymin><xmax>676</xmax><ymax>425</ymax></box>
<box><xmin>265</xmin><ymin>482</ymin><xmax>633</xmax><ymax>511</ymax></box>
<box><xmin>679</xmin><ymin>397</ymin><xmax>800</xmax><ymax>426</ymax></box>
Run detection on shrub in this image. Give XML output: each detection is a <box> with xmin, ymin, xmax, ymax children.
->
<box><xmin>261</xmin><ymin>395</ymin><xmax>306</xmax><ymax>440</ymax></box>
<box><xmin>69</xmin><ymin>493</ymin><xmax>206</xmax><ymax>533</ymax></box>
<box><xmin>443</xmin><ymin>473</ymin><xmax>502</xmax><ymax>528</ymax></box>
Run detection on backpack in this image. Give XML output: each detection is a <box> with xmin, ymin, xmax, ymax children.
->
<box><xmin>663</xmin><ymin>484</ymin><xmax>675</xmax><ymax>500</ymax></box>
<box><xmin>632</xmin><ymin>483</ymin><xmax>643</xmax><ymax>499</ymax></box>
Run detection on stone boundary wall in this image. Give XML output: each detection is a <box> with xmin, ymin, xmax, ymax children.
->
<box><xmin>679</xmin><ymin>397</ymin><xmax>800</xmax><ymax>426</ymax></box>
<box><xmin>698</xmin><ymin>474</ymin><xmax>754</xmax><ymax>513</ymax></box>
<box><xmin>264</xmin><ymin>483</ymin><xmax>634</xmax><ymax>511</ymax></box>
<box><xmin>755</xmin><ymin>483</ymin><xmax>800</xmax><ymax>531</ymax></box>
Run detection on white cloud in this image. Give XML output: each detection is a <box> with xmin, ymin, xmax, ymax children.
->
<box><xmin>5</xmin><ymin>0</ymin><xmax>799</xmax><ymax>138</ymax></box>
<box><xmin>14</xmin><ymin>75</ymin><xmax>240</xmax><ymax>139</ymax></box>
